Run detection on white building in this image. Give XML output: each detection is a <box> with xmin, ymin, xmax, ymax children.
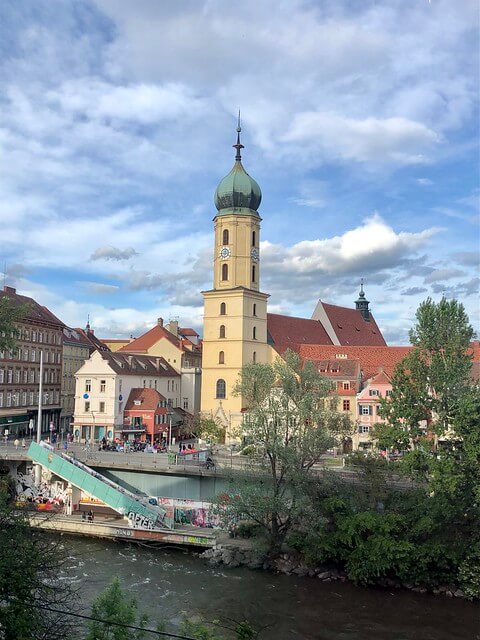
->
<box><xmin>73</xmin><ymin>351</ymin><xmax>180</xmax><ymax>442</ymax></box>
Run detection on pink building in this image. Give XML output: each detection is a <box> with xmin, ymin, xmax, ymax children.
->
<box><xmin>356</xmin><ymin>369</ymin><xmax>392</xmax><ymax>448</ymax></box>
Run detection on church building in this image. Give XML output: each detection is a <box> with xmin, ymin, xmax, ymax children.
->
<box><xmin>201</xmin><ymin>122</ymin><xmax>269</xmax><ymax>431</ymax></box>
<box><xmin>201</xmin><ymin>123</ymin><xmax>387</xmax><ymax>436</ymax></box>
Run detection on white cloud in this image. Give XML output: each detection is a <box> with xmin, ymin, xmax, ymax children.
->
<box><xmin>424</xmin><ymin>268</ymin><xmax>465</xmax><ymax>284</ymax></box>
<box><xmin>261</xmin><ymin>214</ymin><xmax>439</xmax><ymax>277</ymax></box>
<box><xmin>78</xmin><ymin>281</ymin><xmax>120</xmax><ymax>294</ymax></box>
<box><xmin>282</xmin><ymin>113</ymin><xmax>440</xmax><ymax>165</ymax></box>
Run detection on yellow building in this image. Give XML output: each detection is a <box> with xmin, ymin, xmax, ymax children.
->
<box><xmin>201</xmin><ymin>123</ymin><xmax>269</xmax><ymax>434</ymax></box>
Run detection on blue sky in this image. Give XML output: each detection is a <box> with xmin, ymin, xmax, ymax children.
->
<box><xmin>0</xmin><ymin>0</ymin><xmax>478</xmax><ymax>343</ymax></box>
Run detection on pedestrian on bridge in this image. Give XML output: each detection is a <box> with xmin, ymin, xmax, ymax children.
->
<box><xmin>14</xmin><ymin>438</ymin><xmax>19</xmax><ymax>450</ymax></box>
<box><xmin>22</xmin><ymin>438</ymin><xmax>26</xmax><ymax>449</ymax></box>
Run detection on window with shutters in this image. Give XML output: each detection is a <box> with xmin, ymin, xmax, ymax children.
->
<box><xmin>220</xmin><ymin>302</ymin><xmax>226</xmax><ymax>315</ymax></box>
<box><xmin>219</xmin><ymin>351</ymin><xmax>225</xmax><ymax>364</ymax></box>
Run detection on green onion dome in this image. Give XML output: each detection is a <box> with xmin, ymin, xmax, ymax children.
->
<box><xmin>214</xmin><ymin>124</ymin><xmax>262</xmax><ymax>215</ymax></box>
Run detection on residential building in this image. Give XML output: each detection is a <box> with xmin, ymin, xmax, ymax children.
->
<box><xmin>117</xmin><ymin>318</ymin><xmax>202</xmax><ymax>414</ymax></box>
<box><xmin>75</xmin><ymin>321</ymin><xmax>111</xmax><ymax>355</ymax></box>
<box><xmin>356</xmin><ymin>370</ymin><xmax>393</xmax><ymax>450</ymax></box>
<box><xmin>123</xmin><ymin>387</ymin><xmax>171</xmax><ymax>443</ymax></box>
<box><xmin>73</xmin><ymin>350</ymin><xmax>180</xmax><ymax>442</ymax></box>
<box><xmin>0</xmin><ymin>286</ymin><xmax>64</xmax><ymax>438</ymax></box>
<box><xmin>60</xmin><ymin>327</ymin><xmax>91</xmax><ymax>434</ymax></box>
<box><xmin>310</xmin><ymin>358</ymin><xmax>361</xmax><ymax>450</ymax></box>
<box><xmin>201</xmin><ymin>123</ymin><xmax>269</xmax><ymax>435</ymax></box>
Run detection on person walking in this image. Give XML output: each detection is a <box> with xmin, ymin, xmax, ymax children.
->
<box><xmin>14</xmin><ymin>438</ymin><xmax>19</xmax><ymax>450</ymax></box>
<box><xmin>21</xmin><ymin>438</ymin><xmax>26</xmax><ymax>449</ymax></box>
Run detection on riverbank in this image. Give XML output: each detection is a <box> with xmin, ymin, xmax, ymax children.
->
<box><xmin>201</xmin><ymin>541</ymin><xmax>473</xmax><ymax>601</ymax></box>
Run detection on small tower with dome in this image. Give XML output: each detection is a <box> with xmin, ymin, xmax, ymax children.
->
<box><xmin>201</xmin><ymin>117</ymin><xmax>269</xmax><ymax>437</ymax></box>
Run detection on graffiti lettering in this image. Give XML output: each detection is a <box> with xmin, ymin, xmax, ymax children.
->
<box><xmin>127</xmin><ymin>511</ymin><xmax>155</xmax><ymax>530</ymax></box>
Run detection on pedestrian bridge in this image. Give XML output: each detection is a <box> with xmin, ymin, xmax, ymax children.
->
<box><xmin>27</xmin><ymin>441</ymin><xmax>172</xmax><ymax>529</ymax></box>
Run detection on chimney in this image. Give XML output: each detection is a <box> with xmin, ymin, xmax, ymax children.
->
<box><xmin>157</xmin><ymin>317</ymin><xmax>164</xmax><ymax>327</ymax></box>
<box><xmin>168</xmin><ymin>320</ymin><xmax>178</xmax><ymax>336</ymax></box>
<box><xmin>3</xmin><ymin>286</ymin><xmax>16</xmax><ymax>294</ymax></box>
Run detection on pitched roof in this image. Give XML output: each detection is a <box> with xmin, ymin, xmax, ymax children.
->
<box><xmin>118</xmin><ymin>323</ymin><xmax>183</xmax><ymax>353</ymax></box>
<box><xmin>179</xmin><ymin>327</ymin><xmax>199</xmax><ymax>337</ymax></box>
<box><xmin>298</xmin><ymin>344</ymin><xmax>412</xmax><ymax>381</ymax></box>
<box><xmin>267</xmin><ymin>313</ymin><xmax>333</xmax><ymax>353</ymax></box>
<box><xmin>99</xmin><ymin>351</ymin><xmax>180</xmax><ymax>377</ymax></box>
<box><xmin>62</xmin><ymin>326</ymin><xmax>91</xmax><ymax>347</ymax></box>
<box><xmin>366</xmin><ymin>369</ymin><xmax>392</xmax><ymax>385</ymax></box>
<box><xmin>310</xmin><ymin>359</ymin><xmax>361</xmax><ymax>379</ymax></box>
<box><xmin>124</xmin><ymin>388</ymin><xmax>166</xmax><ymax>412</ymax></box>
<box><xmin>321</xmin><ymin>302</ymin><xmax>386</xmax><ymax>346</ymax></box>
<box><xmin>1</xmin><ymin>286</ymin><xmax>65</xmax><ymax>328</ymax></box>
<box><xmin>75</xmin><ymin>327</ymin><xmax>111</xmax><ymax>354</ymax></box>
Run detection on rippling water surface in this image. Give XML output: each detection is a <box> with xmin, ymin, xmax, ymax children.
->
<box><xmin>60</xmin><ymin>536</ymin><xmax>479</xmax><ymax>640</ymax></box>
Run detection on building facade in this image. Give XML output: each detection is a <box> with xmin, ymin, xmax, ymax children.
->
<box><xmin>356</xmin><ymin>370</ymin><xmax>393</xmax><ymax>449</ymax></box>
<box><xmin>123</xmin><ymin>387</ymin><xmax>171</xmax><ymax>443</ymax></box>
<box><xmin>0</xmin><ymin>286</ymin><xmax>64</xmax><ymax>438</ymax></box>
<box><xmin>201</xmin><ymin>123</ymin><xmax>269</xmax><ymax>435</ymax></box>
<box><xmin>117</xmin><ymin>318</ymin><xmax>202</xmax><ymax>414</ymax></box>
<box><xmin>73</xmin><ymin>350</ymin><xmax>180</xmax><ymax>442</ymax></box>
<box><xmin>60</xmin><ymin>327</ymin><xmax>91</xmax><ymax>433</ymax></box>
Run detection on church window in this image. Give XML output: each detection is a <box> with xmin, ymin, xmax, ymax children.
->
<box><xmin>253</xmin><ymin>351</ymin><xmax>256</xmax><ymax>363</ymax></box>
<box><xmin>219</xmin><ymin>351</ymin><xmax>225</xmax><ymax>364</ymax></box>
<box><xmin>220</xmin><ymin>302</ymin><xmax>226</xmax><ymax>315</ymax></box>
<box><xmin>252</xmin><ymin>230</ymin><xmax>256</xmax><ymax>246</ymax></box>
<box><xmin>222</xmin><ymin>263</ymin><xmax>228</xmax><ymax>281</ymax></box>
<box><xmin>252</xmin><ymin>265</ymin><xmax>256</xmax><ymax>282</ymax></box>
<box><xmin>253</xmin><ymin>303</ymin><xmax>257</xmax><ymax>316</ymax></box>
<box><xmin>219</xmin><ymin>325</ymin><xmax>226</xmax><ymax>339</ymax></box>
<box><xmin>253</xmin><ymin>326</ymin><xmax>257</xmax><ymax>340</ymax></box>
<box><xmin>216</xmin><ymin>379</ymin><xmax>226</xmax><ymax>399</ymax></box>
<box><xmin>223</xmin><ymin>229</ymin><xmax>229</xmax><ymax>245</ymax></box>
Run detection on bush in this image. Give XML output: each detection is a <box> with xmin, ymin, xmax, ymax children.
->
<box><xmin>458</xmin><ymin>545</ymin><xmax>480</xmax><ymax>599</ymax></box>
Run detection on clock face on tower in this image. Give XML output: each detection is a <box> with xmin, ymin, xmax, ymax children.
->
<box><xmin>220</xmin><ymin>246</ymin><xmax>231</xmax><ymax>260</ymax></box>
<box><xmin>250</xmin><ymin>246</ymin><xmax>260</xmax><ymax>262</ymax></box>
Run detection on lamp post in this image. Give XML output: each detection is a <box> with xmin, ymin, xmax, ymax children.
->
<box><xmin>90</xmin><ymin>412</ymin><xmax>96</xmax><ymax>452</ymax></box>
<box><xmin>168</xmin><ymin>412</ymin><xmax>173</xmax><ymax>450</ymax></box>
<box><xmin>34</xmin><ymin>350</ymin><xmax>44</xmax><ymax>485</ymax></box>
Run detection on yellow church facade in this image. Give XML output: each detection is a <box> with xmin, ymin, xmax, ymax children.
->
<box><xmin>201</xmin><ymin>123</ymin><xmax>272</xmax><ymax>435</ymax></box>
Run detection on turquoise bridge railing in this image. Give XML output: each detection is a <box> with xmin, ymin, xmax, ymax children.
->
<box><xmin>27</xmin><ymin>441</ymin><xmax>172</xmax><ymax>529</ymax></box>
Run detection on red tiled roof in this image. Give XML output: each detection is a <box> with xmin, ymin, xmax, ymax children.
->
<box><xmin>321</xmin><ymin>302</ymin><xmax>386</xmax><ymax>346</ymax></box>
<box><xmin>1</xmin><ymin>287</ymin><xmax>65</xmax><ymax>328</ymax></box>
<box><xmin>298</xmin><ymin>344</ymin><xmax>412</xmax><ymax>381</ymax></box>
<box><xmin>124</xmin><ymin>388</ymin><xmax>167</xmax><ymax>412</ymax></box>
<box><xmin>179</xmin><ymin>327</ymin><xmax>199</xmax><ymax>337</ymax></box>
<box><xmin>75</xmin><ymin>328</ymin><xmax>111</xmax><ymax>354</ymax></box>
<box><xmin>118</xmin><ymin>324</ymin><xmax>182</xmax><ymax>353</ymax></box>
<box><xmin>366</xmin><ymin>369</ymin><xmax>392</xmax><ymax>385</ymax></box>
<box><xmin>267</xmin><ymin>313</ymin><xmax>333</xmax><ymax>352</ymax></box>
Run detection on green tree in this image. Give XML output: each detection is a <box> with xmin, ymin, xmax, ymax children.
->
<box><xmin>86</xmin><ymin>577</ymin><xmax>152</xmax><ymax>640</ymax></box>
<box><xmin>216</xmin><ymin>350</ymin><xmax>352</xmax><ymax>555</ymax></box>
<box><xmin>0</xmin><ymin>294</ymin><xmax>29</xmax><ymax>352</ymax></box>
<box><xmin>0</xmin><ymin>479</ymin><xmax>78</xmax><ymax>639</ymax></box>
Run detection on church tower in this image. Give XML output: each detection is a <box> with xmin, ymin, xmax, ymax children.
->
<box><xmin>201</xmin><ymin>119</ymin><xmax>269</xmax><ymax>435</ymax></box>
<box><xmin>355</xmin><ymin>279</ymin><xmax>370</xmax><ymax>321</ymax></box>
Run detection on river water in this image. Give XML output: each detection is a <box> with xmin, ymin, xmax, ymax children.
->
<box><xmin>61</xmin><ymin>537</ymin><xmax>478</xmax><ymax>640</ymax></box>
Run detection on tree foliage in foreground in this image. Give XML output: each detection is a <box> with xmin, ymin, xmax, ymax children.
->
<box><xmin>216</xmin><ymin>350</ymin><xmax>352</xmax><ymax>554</ymax></box>
<box><xmin>289</xmin><ymin>298</ymin><xmax>480</xmax><ymax>597</ymax></box>
<box><xmin>0</xmin><ymin>479</ymin><xmax>78</xmax><ymax>640</ymax></box>
<box><xmin>0</xmin><ymin>295</ymin><xmax>29</xmax><ymax>352</ymax></box>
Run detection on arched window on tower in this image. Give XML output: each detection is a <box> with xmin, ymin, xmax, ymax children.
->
<box><xmin>253</xmin><ymin>351</ymin><xmax>256</xmax><ymax>363</ymax></box>
<box><xmin>220</xmin><ymin>302</ymin><xmax>226</xmax><ymax>315</ymax></box>
<box><xmin>252</xmin><ymin>230</ymin><xmax>256</xmax><ymax>246</ymax></box>
<box><xmin>222</xmin><ymin>263</ymin><xmax>228</xmax><ymax>281</ymax></box>
<box><xmin>219</xmin><ymin>325</ymin><xmax>226</xmax><ymax>339</ymax></box>
<box><xmin>253</xmin><ymin>303</ymin><xmax>257</xmax><ymax>317</ymax></box>
<box><xmin>216</xmin><ymin>379</ymin><xmax>226</xmax><ymax>399</ymax></box>
<box><xmin>219</xmin><ymin>351</ymin><xmax>225</xmax><ymax>364</ymax></box>
<box><xmin>223</xmin><ymin>229</ymin><xmax>229</xmax><ymax>245</ymax></box>
<box><xmin>253</xmin><ymin>326</ymin><xmax>257</xmax><ymax>340</ymax></box>
<box><xmin>252</xmin><ymin>265</ymin><xmax>256</xmax><ymax>283</ymax></box>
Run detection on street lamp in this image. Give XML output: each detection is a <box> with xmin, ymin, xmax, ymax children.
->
<box><xmin>90</xmin><ymin>412</ymin><xmax>96</xmax><ymax>451</ymax></box>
